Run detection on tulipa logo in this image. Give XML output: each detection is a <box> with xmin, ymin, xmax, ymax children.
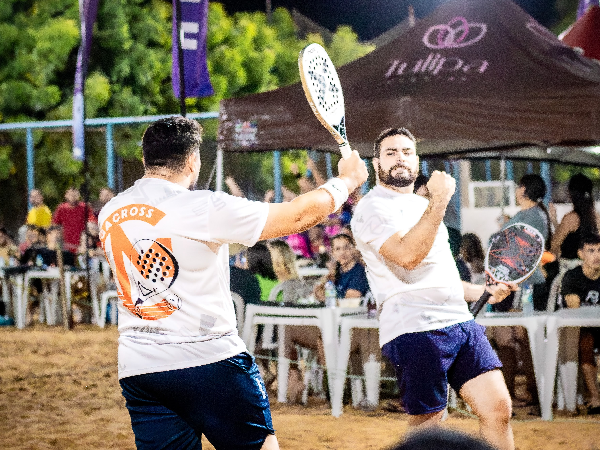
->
<box><xmin>423</xmin><ymin>17</ymin><xmax>487</xmax><ymax>49</ymax></box>
<box><xmin>385</xmin><ymin>16</ymin><xmax>489</xmax><ymax>84</ymax></box>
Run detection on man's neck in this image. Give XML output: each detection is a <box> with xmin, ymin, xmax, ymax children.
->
<box><xmin>377</xmin><ymin>182</ymin><xmax>414</xmax><ymax>194</ymax></box>
<box><xmin>582</xmin><ymin>264</ymin><xmax>600</xmax><ymax>280</ymax></box>
<box><xmin>143</xmin><ymin>172</ymin><xmax>190</xmax><ymax>189</ymax></box>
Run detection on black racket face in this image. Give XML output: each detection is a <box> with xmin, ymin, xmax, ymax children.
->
<box><xmin>485</xmin><ymin>222</ymin><xmax>544</xmax><ymax>284</ymax></box>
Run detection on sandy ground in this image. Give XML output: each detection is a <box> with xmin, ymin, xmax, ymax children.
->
<box><xmin>1</xmin><ymin>326</ymin><xmax>600</xmax><ymax>450</ymax></box>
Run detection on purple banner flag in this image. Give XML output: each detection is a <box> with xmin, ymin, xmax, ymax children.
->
<box><xmin>72</xmin><ymin>0</ymin><xmax>100</xmax><ymax>161</ymax></box>
<box><xmin>172</xmin><ymin>0</ymin><xmax>213</xmax><ymax>99</ymax></box>
<box><xmin>578</xmin><ymin>0</ymin><xmax>600</xmax><ymax>18</ymax></box>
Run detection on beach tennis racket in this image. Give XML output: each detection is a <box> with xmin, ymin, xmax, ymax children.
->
<box><xmin>299</xmin><ymin>43</ymin><xmax>351</xmax><ymax>159</ymax></box>
<box><xmin>470</xmin><ymin>223</ymin><xmax>544</xmax><ymax>317</ymax></box>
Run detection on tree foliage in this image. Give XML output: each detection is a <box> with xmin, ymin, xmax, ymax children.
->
<box><xmin>0</xmin><ymin>0</ymin><xmax>373</xmax><ymax>222</ymax></box>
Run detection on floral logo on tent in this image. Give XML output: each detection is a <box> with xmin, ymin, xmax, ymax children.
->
<box><xmin>423</xmin><ymin>17</ymin><xmax>487</xmax><ymax>49</ymax></box>
<box><xmin>234</xmin><ymin>120</ymin><xmax>258</xmax><ymax>147</ymax></box>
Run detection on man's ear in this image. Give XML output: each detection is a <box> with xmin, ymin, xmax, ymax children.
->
<box><xmin>578</xmin><ymin>248</ymin><xmax>584</xmax><ymax>260</ymax></box>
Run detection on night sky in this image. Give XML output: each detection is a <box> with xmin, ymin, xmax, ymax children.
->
<box><xmin>217</xmin><ymin>0</ymin><xmax>559</xmax><ymax>41</ymax></box>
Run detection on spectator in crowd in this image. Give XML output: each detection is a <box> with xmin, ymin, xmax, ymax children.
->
<box><xmin>92</xmin><ymin>187</ymin><xmax>115</xmax><ymax>220</ymax></box>
<box><xmin>26</xmin><ymin>189</ymin><xmax>52</xmax><ymax>229</ymax></box>
<box><xmin>0</xmin><ymin>227</ymin><xmax>19</xmax><ymax>266</ymax></box>
<box><xmin>315</xmin><ymin>233</ymin><xmax>381</xmax><ymax>410</ymax></box>
<box><xmin>52</xmin><ymin>187</ymin><xmax>95</xmax><ymax>254</ymax></box>
<box><xmin>247</xmin><ymin>242</ymin><xmax>279</xmax><ymax>302</ymax></box>
<box><xmin>20</xmin><ymin>227</ymin><xmax>47</xmax><ymax>266</ymax></box>
<box><xmin>461</xmin><ymin>233</ymin><xmax>486</xmax><ymax>285</ymax></box>
<box><xmin>390</xmin><ymin>427</ymin><xmax>495</xmax><ymax>450</ymax></box>
<box><xmin>229</xmin><ymin>244</ymin><xmax>261</xmax><ymax>306</ymax></box>
<box><xmin>490</xmin><ymin>174</ymin><xmax>551</xmax><ymax>410</ymax></box>
<box><xmin>307</xmin><ymin>225</ymin><xmax>330</xmax><ymax>268</ymax></box>
<box><xmin>18</xmin><ymin>225</ymin><xmax>43</xmax><ymax>255</ymax></box>
<box><xmin>549</xmin><ymin>173</ymin><xmax>600</xmax><ymax>308</ymax></box>
<box><xmin>559</xmin><ymin>233</ymin><xmax>600</xmax><ymax>414</ymax></box>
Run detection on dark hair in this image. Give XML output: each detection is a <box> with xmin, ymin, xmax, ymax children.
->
<box><xmin>247</xmin><ymin>242</ymin><xmax>277</xmax><ymax>281</ymax></box>
<box><xmin>389</xmin><ymin>428</ymin><xmax>495</xmax><ymax>450</ymax></box>
<box><xmin>461</xmin><ymin>232</ymin><xmax>485</xmax><ymax>273</ymax></box>
<box><xmin>579</xmin><ymin>232</ymin><xmax>600</xmax><ymax>249</ymax></box>
<box><xmin>142</xmin><ymin>116</ymin><xmax>203</xmax><ymax>171</ymax></box>
<box><xmin>373</xmin><ymin>127</ymin><xmax>416</xmax><ymax>158</ymax></box>
<box><xmin>330</xmin><ymin>233</ymin><xmax>357</xmax><ymax>283</ymax></box>
<box><xmin>519</xmin><ymin>174</ymin><xmax>552</xmax><ymax>250</ymax></box>
<box><xmin>568</xmin><ymin>173</ymin><xmax>598</xmax><ymax>236</ymax></box>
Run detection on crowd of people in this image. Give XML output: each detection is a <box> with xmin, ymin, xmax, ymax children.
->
<box><xmin>0</xmin><ymin>186</ymin><xmax>114</xmax><ymax>324</ymax></box>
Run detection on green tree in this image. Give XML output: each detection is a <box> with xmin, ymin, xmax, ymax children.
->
<box><xmin>0</xmin><ymin>1</ymin><xmax>373</xmax><ymax>228</ymax></box>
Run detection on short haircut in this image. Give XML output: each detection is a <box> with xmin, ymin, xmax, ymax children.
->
<box><xmin>373</xmin><ymin>127</ymin><xmax>416</xmax><ymax>158</ymax></box>
<box><xmin>579</xmin><ymin>233</ymin><xmax>600</xmax><ymax>249</ymax></box>
<box><xmin>142</xmin><ymin>116</ymin><xmax>203</xmax><ymax>172</ymax></box>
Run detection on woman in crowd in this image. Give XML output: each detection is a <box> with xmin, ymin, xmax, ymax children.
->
<box><xmin>313</xmin><ymin>233</ymin><xmax>381</xmax><ymax>410</ymax></box>
<box><xmin>460</xmin><ymin>233</ymin><xmax>486</xmax><ymax>285</ymax></box>
<box><xmin>551</xmin><ymin>173</ymin><xmax>598</xmax><ymax>260</ymax></box>
<box><xmin>246</xmin><ymin>242</ymin><xmax>279</xmax><ymax>302</ymax></box>
<box><xmin>491</xmin><ymin>174</ymin><xmax>551</xmax><ymax>409</ymax></box>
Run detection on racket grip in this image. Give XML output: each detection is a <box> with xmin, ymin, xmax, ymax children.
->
<box><xmin>470</xmin><ymin>291</ymin><xmax>493</xmax><ymax>317</ymax></box>
<box><xmin>339</xmin><ymin>142</ymin><xmax>352</xmax><ymax>159</ymax></box>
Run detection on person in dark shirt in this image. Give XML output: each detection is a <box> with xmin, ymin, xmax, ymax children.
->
<box><xmin>229</xmin><ymin>245</ymin><xmax>261</xmax><ymax>305</ymax></box>
<box><xmin>560</xmin><ymin>233</ymin><xmax>600</xmax><ymax>414</ymax></box>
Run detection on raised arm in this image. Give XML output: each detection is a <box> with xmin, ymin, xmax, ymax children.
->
<box><xmin>259</xmin><ymin>151</ymin><xmax>367</xmax><ymax>240</ymax></box>
<box><xmin>378</xmin><ymin>171</ymin><xmax>455</xmax><ymax>270</ymax></box>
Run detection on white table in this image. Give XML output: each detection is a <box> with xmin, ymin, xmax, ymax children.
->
<box><xmin>13</xmin><ymin>268</ymin><xmax>84</xmax><ymax>328</ymax></box>
<box><xmin>297</xmin><ymin>267</ymin><xmax>329</xmax><ymax>278</ymax></box>
<box><xmin>331</xmin><ymin>314</ymin><xmax>378</xmax><ymax>417</ymax></box>
<box><xmin>542</xmin><ymin>307</ymin><xmax>600</xmax><ymax>420</ymax></box>
<box><xmin>242</xmin><ymin>303</ymin><xmax>364</xmax><ymax>403</ymax></box>
<box><xmin>331</xmin><ymin>312</ymin><xmax>549</xmax><ymax>417</ymax></box>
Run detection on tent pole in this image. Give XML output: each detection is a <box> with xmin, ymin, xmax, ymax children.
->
<box><xmin>274</xmin><ymin>151</ymin><xmax>282</xmax><ymax>203</ymax></box>
<box><xmin>26</xmin><ymin>128</ymin><xmax>34</xmax><ymax>208</ymax></box>
<box><xmin>541</xmin><ymin>161</ymin><xmax>551</xmax><ymax>205</ymax></box>
<box><xmin>500</xmin><ymin>157</ymin><xmax>506</xmax><ymax>218</ymax></box>
<box><xmin>106</xmin><ymin>124</ymin><xmax>115</xmax><ymax>190</ymax></box>
<box><xmin>325</xmin><ymin>153</ymin><xmax>333</xmax><ymax>179</ymax></box>
<box><xmin>215</xmin><ymin>148</ymin><xmax>223</xmax><ymax>192</ymax></box>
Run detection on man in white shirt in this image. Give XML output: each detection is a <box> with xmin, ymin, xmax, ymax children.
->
<box><xmin>351</xmin><ymin>128</ymin><xmax>515</xmax><ymax>450</ymax></box>
<box><xmin>98</xmin><ymin>116</ymin><xmax>367</xmax><ymax>450</ymax></box>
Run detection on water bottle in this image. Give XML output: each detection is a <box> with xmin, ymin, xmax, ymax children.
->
<box><xmin>366</xmin><ymin>293</ymin><xmax>377</xmax><ymax>319</ymax></box>
<box><xmin>521</xmin><ymin>283</ymin><xmax>534</xmax><ymax>316</ymax></box>
<box><xmin>324</xmin><ymin>281</ymin><xmax>337</xmax><ymax>308</ymax></box>
<box><xmin>35</xmin><ymin>254</ymin><xmax>44</xmax><ymax>268</ymax></box>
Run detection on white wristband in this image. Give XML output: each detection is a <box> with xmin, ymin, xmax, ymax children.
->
<box><xmin>319</xmin><ymin>177</ymin><xmax>349</xmax><ymax>212</ymax></box>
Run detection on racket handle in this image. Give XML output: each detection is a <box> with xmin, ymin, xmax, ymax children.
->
<box><xmin>339</xmin><ymin>142</ymin><xmax>352</xmax><ymax>159</ymax></box>
<box><xmin>470</xmin><ymin>291</ymin><xmax>492</xmax><ymax>317</ymax></box>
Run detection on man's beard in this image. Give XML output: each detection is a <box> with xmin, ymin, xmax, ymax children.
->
<box><xmin>378</xmin><ymin>164</ymin><xmax>418</xmax><ymax>188</ymax></box>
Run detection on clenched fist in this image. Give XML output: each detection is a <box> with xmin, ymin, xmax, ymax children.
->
<box><xmin>426</xmin><ymin>170</ymin><xmax>456</xmax><ymax>205</ymax></box>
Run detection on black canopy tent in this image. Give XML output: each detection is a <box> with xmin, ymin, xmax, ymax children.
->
<box><xmin>218</xmin><ymin>0</ymin><xmax>600</xmax><ymax>166</ymax></box>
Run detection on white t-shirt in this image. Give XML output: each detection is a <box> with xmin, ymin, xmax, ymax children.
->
<box><xmin>350</xmin><ymin>185</ymin><xmax>472</xmax><ymax>346</ymax></box>
<box><xmin>98</xmin><ymin>178</ymin><xmax>269</xmax><ymax>379</ymax></box>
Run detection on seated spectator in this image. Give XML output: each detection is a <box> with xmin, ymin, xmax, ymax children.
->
<box><xmin>314</xmin><ymin>233</ymin><xmax>380</xmax><ymax>410</ymax></box>
<box><xmin>35</xmin><ymin>225</ymin><xmax>76</xmax><ymax>267</ymax></box>
<box><xmin>307</xmin><ymin>225</ymin><xmax>330</xmax><ymax>268</ymax></box>
<box><xmin>229</xmin><ymin>244</ymin><xmax>261</xmax><ymax>306</ymax></box>
<box><xmin>26</xmin><ymin>189</ymin><xmax>52</xmax><ymax>229</ymax></box>
<box><xmin>461</xmin><ymin>233</ymin><xmax>486</xmax><ymax>285</ymax></box>
<box><xmin>92</xmin><ymin>187</ymin><xmax>115</xmax><ymax>220</ymax></box>
<box><xmin>77</xmin><ymin>222</ymin><xmax>104</xmax><ymax>264</ymax></box>
<box><xmin>246</xmin><ymin>242</ymin><xmax>279</xmax><ymax>302</ymax></box>
<box><xmin>0</xmin><ymin>227</ymin><xmax>19</xmax><ymax>266</ymax></box>
<box><xmin>20</xmin><ymin>227</ymin><xmax>47</xmax><ymax>266</ymax></box>
<box><xmin>560</xmin><ymin>233</ymin><xmax>600</xmax><ymax>414</ymax></box>
<box><xmin>19</xmin><ymin>224</ymin><xmax>43</xmax><ymax>255</ymax></box>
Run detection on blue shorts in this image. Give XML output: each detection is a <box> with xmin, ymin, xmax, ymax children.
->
<box><xmin>381</xmin><ymin>320</ymin><xmax>502</xmax><ymax>416</ymax></box>
<box><xmin>120</xmin><ymin>352</ymin><xmax>274</xmax><ymax>450</ymax></box>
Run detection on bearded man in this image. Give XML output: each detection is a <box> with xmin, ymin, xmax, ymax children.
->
<box><xmin>350</xmin><ymin>128</ymin><xmax>516</xmax><ymax>450</ymax></box>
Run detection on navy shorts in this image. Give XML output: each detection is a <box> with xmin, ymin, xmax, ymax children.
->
<box><xmin>381</xmin><ymin>320</ymin><xmax>502</xmax><ymax>416</ymax></box>
<box><xmin>120</xmin><ymin>352</ymin><xmax>274</xmax><ymax>450</ymax></box>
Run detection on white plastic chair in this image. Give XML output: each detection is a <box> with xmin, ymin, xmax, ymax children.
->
<box><xmin>98</xmin><ymin>290</ymin><xmax>119</xmax><ymax>328</ymax></box>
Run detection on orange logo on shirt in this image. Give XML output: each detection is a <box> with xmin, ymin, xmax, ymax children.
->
<box><xmin>100</xmin><ymin>205</ymin><xmax>181</xmax><ymax>320</ymax></box>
